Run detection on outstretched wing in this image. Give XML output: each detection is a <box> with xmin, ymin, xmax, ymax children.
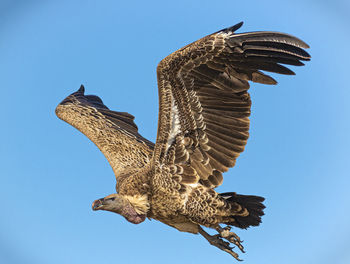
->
<box><xmin>154</xmin><ymin>22</ymin><xmax>310</xmax><ymax>188</ymax></box>
<box><xmin>56</xmin><ymin>85</ymin><xmax>154</xmax><ymax>178</ymax></box>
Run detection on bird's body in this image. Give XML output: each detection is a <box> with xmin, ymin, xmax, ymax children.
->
<box><xmin>56</xmin><ymin>22</ymin><xmax>310</xmax><ymax>260</ymax></box>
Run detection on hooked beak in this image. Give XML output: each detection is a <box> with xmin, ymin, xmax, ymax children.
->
<box><xmin>92</xmin><ymin>198</ymin><xmax>105</xmax><ymax>211</ymax></box>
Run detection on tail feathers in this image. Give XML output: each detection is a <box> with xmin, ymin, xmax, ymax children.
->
<box><xmin>220</xmin><ymin>192</ymin><xmax>265</xmax><ymax>229</ymax></box>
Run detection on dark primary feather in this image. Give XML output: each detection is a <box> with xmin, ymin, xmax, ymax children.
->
<box><xmin>154</xmin><ymin>22</ymin><xmax>310</xmax><ymax>188</ymax></box>
<box><xmin>213</xmin><ymin>21</ymin><xmax>244</xmax><ymax>34</ymax></box>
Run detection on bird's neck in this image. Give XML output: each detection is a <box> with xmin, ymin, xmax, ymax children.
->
<box><xmin>121</xmin><ymin>195</ymin><xmax>149</xmax><ymax>224</ymax></box>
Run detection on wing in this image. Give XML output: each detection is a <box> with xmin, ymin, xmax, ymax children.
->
<box><xmin>56</xmin><ymin>85</ymin><xmax>154</xmax><ymax>178</ymax></box>
<box><xmin>154</xmin><ymin>22</ymin><xmax>310</xmax><ymax>188</ymax></box>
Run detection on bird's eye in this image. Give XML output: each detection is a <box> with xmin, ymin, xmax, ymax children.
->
<box><xmin>106</xmin><ymin>197</ymin><xmax>115</xmax><ymax>201</ymax></box>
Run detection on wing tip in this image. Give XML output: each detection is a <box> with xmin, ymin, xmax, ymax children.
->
<box><xmin>215</xmin><ymin>21</ymin><xmax>244</xmax><ymax>35</ymax></box>
<box><xmin>55</xmin><ymin>85</ymin><xmax>85</xmax><ymax>117</ymax></box>
<box><xmin>55</xmin><ymin>102</ymin><xmax>65</xmax><ymax>119</ymax></box>
<box><xmin>223</xmin><ymin>21</ymin><xmax>244</xmax><ymax>33</ymax></box>
<box><xmin>297</xmin><ymin>38</ymin><xmax>310</xmax><ymax>50</ymax></box>
<box><xmin>227</xmin><ymin>21</ymin><xmax>244</xmax><ymax>33</ymax></box>
<box><xmin>78</xmin><ymin>84</ymin><xmax>85</xmax><ymax>94</ymax></box>
<box><xmin>292</xmin><ymin>37</ymin><xmax>311</xmax><ymax>52</ymax></box>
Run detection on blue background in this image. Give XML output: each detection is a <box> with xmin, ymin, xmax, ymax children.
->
<box><xmin>1</xmin><ymin>1</ymin><xmax>349</xmax><ymax>263</ymax></box>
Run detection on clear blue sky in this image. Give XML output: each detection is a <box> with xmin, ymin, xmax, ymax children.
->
<box><xmin>1</xmin><ymin>1</ymin><xmax>349</xmax><ymax>264</ymax></box>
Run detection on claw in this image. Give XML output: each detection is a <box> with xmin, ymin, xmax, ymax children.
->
<box><xmin>198</xmin><ymin>226</ymin><xmax>243</xmax><ymax>261</ymax></box>
<box><xmin>216</xmin><ymin>225</ymin><xmax>245</xmax><ymax>253</ymax></box>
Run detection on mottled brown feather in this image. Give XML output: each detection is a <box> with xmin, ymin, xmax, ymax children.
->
<box><xmin>55</xmin><ymin>85</ymin><xmax>154</xmax><ymax>179</ymax></box>
<box><xmin>154</xmin><ymin>23</ymin><xmax>310</xmax><ymax>188</ymax></box>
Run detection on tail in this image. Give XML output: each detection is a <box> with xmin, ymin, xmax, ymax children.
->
<box><xmin>220</xmin><ymin>192</ymin><xmax>265</xmax><ymax>229</ymax></box>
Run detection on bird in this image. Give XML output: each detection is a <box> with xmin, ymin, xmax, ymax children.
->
<box><xmin>55</xmin><ymin>21</ymin><xmax>310</xmax><ymax>260</ymax></box>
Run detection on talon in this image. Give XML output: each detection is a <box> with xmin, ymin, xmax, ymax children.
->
<box><xmin>199</xmin><ymin>227</ymin><xmax>244</xmax><ymax>261</ymax></box>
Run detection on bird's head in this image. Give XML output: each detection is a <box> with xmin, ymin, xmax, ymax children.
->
<box><xmin>92</xmin><ymin>193</ymin><xmax>125</xmax><ymax>213</ymax></box>
<box><xmin>92</xmin><ymin>193</ymin><xmax>147</xmax><ymax>224</ymax></box>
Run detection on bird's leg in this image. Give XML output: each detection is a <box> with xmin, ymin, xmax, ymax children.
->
<box><xmin>216</xmin><ymin>225</ymin><xmax>245</xmax><ymax>253</ymax></box>
<box><xmin>198</xmin><ymin>226</ymin><xmax>242</xmax><ymax>261</ymax></box>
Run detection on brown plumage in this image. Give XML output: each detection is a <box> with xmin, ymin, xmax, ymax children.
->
<box><xmin>56</xmin><ymin>22</ymin><xmax>310</xmax><ymax>260</ymax></box>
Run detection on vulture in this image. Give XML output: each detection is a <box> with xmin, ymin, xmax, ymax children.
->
<box><xmin>56</xmin><ymin>22</ymin><xmax>310</xmax><ymax>260</ymax></box>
